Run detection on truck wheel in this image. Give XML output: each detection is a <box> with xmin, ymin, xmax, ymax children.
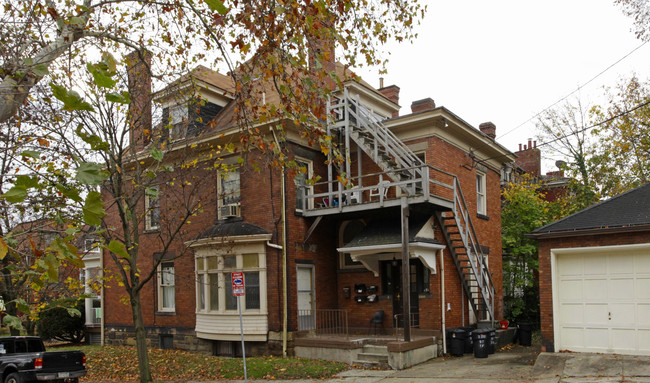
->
<box><xmin>4</xmin><ymin>373</ymin><xmax>22</xmax><ymax>383</ymax></box>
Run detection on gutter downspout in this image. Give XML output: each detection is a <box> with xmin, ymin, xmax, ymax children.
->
<box><xmin>440</xmin><ymin>249</ymin><xmax>446</xmax><ymax>355</ymax></box>
<box><xmin>281</xmin><ymin>165</ymin><xmax>288</xmax><ymax>357</ymax></box>
<box><xmin>271</xmin><ymin>127</ymin><xmax>288</xmax><ymax>357</ymax></box>
<box><xmin>100</xmin><ymin>248</ymin><xmax>105</xmax><ymax>346</ymax></box>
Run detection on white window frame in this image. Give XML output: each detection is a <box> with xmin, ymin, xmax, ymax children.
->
<box><xmin>294</xmin><ymin>157</ymin><xmax>314</xmax><ymax>211</ymax></box>
<box><xmin>158</xmin><ymin>262</ymin><xmax>175</xmax><ymax>312</ymax></box>
<box><xmin>195</xmin><ymin>250</ymin><xmax>266</xmax><ymax>314</ymax></box>
<box><xmin>84</xmin><ymin>238</ymin><xmax>100</xmax><ymax>254</ymax></box>
<box><xmin>145</xmin><ymin>186</ymin><xmax>160</xmax><ymax>231</ymax></box>
<box><xmin>169</xmin><ymin>104</ymin><xmax>187</xmax><ymax>141</ymax></box>
<box><xmin>476</xmin><ymin>171</ymin><xmax>487</xmax><ymax>215</ymax></box>
<box><xmin>217</xmin><ymin>169</ymin><xmax>241</xmax><ymax>219</ymax></box>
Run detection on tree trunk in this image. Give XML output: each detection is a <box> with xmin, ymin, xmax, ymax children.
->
<box><xmin>130</xmin><ymin>291</ymin><xmax>152</xmax><ymax>383</ymax></box>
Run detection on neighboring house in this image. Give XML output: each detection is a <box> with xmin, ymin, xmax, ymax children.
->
<box><xmin>529</xmin><ymin>182</ymin><xmax>650</xmax><ymax>355</ymax></box>
<box><xmin>502</xmin><ymin>139</ymin><xmax>571</xmax><ymax>201</ymax></box>
<box><xmin>102</xmin><ymin>52</ymin><xmax>516</xmax><ymax>360</ymax></box>
<box><xmin>501</xmin><ymin>140</ymin><xmax>571</xmax><ymax>306</ymax></box>
<box><xmin>5</xmin><ymin>220</ymin><xmax>100</xmax><ymax>341</ymax></box>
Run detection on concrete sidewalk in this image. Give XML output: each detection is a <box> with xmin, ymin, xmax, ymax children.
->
<box><xmin>210</xmin><ymin>344</ymin><xmax>650</xmax><ymax>383</ymax></box>
<box><xmin>332</xmin><ymin>346</ymin><xmax>650</xmax><ymax>383</ymax></box>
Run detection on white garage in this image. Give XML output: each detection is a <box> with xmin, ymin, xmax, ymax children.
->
<box><xmin>552</xmin><ymin>244</ymin><xmax>650</xmax><ymax>355</ymax></box>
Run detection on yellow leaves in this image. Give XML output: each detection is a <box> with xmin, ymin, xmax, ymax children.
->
<box><xmin>0</xmin><ymin>238</ymin><xmax>7</xmax><ymax>260</ymax></box>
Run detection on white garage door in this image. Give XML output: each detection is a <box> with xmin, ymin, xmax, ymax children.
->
<box><xmin>554</xmin><ymin>245</ymin><xmax>650</xmax><ymax>355</ymax></box>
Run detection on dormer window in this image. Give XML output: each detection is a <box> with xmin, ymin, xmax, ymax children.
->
<box><xmin>169</xmin><ymin>104</ymin><xmax>187</xmax><ymax>140</ymax></box>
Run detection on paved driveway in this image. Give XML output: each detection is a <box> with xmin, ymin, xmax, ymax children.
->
<box><xmin>208</xmin><ymin>344</ymin><xmax>650</xmax><ymax>383</ymax></box>
<box><xmin>326</xmin><ymin>345</ymin><xmax>650</xmax><ymax>383</ymax></box>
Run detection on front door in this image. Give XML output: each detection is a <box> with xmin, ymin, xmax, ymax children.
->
<box><xmin>383</xmin><ymin>260</ymin><xmax>420</xmax><ymax>328</ymax></box>
<box><xmin>297</xmin><ymin>266</ymin><xmax>315</xmax><ymax>330</ymax></box>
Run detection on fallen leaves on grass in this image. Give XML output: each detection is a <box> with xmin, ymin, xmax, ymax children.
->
<box><xmin>67</xmin><ymin>345</ymin><xmax>348</xmax><ymax>382</ymax></box>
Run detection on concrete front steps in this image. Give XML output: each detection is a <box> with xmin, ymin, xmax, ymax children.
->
<box><xmin>353</xmin><ymin>344</ymin><xmax>389</xmax><ymax>369</ymax></box>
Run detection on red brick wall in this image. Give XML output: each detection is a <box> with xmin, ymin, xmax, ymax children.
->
<box><xmin>103</xmin><ymin>126</ymin><xmax>507</xmax><ymax>347</ymax></box>
<box><xmin>537</xmin><ymin>230</ymin><xmax>650</xmax><ymax>352</ymax></box>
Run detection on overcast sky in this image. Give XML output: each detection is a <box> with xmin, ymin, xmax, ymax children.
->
<box><xmin>356</xmin><ymin>0</ymin><xmax>650</xmax><ymax>172</ymax></box>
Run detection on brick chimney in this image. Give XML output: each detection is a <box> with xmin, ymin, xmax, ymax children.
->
<box><xmin>514</xmin><ymin>138</ymin><xmax>541</xmax><ymax>177</ymax></box>
<box><xmin>126</xmin><ymin>50</ymin><xmax>152</xmax><ymax>152</ymax></box>
<box><xmin>378</xmin><ymin>85</ymin><xmax>400</xmax><ymax>117</ymax></box>
<box><xmin>410</xmin><ymin>98</ymin><xmax>436</xmax><ymax>113</ymax></box>
<box><xmin>479</xmin><ymin>122</ymin><xmax>496</xmax><ymax>139</ymax></box>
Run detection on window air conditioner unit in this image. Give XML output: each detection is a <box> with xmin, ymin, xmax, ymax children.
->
<box><xmin>220</xmin><ymin>204</ymin><xmax>240</xmax><ymax>218</ymax></box>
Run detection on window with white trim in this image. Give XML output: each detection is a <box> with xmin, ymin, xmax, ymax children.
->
<box><xmin>196</xmin><ymin>252</ymin><xmax>264</xmax><ymax>313</ymax></box>
<box><xmin>169</xmin><ymin>104</ymin><xmax>187</xmax><ymax>140</ymax></box>
<box><xmin>145</xmin><ymin>186</ymin><xmax>160</xmax><ymax>230</ymax></box>
<box><xmin>476</xmin><ymin>171</ymin><xmax>486</xmax><ymax>215</ymax></box>
<box><xmin>158</xmin><ymin>262</ymin><xmax>175</xmax><ymax>312</ymax></box>
<box><xmin>84</xmin><ymin>238</ymin><xmax>100</xmax><ymax>254</ymax></box>
<box><xmin>218</xmin><ymin>169</ymin><xmax>241</xmax><ymax>219</ymax></box>
<box><xmin>294</xmin><ymin>158</ymin><xmax>313</xmax><ymax>211</ymax></box>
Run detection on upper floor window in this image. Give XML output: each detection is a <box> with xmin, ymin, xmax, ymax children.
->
<box><xmin>145</xmin><ymin>186</ymin><xmax>160</xmax><ymax>230</ymax></box>
<box><xmin>476</xmin><ymin>171</ymin><xmax>486</xmax><ymax>215</ymax></box>
<box><xmin>84</xmin><ymin>238</ymin><xmax>100</xmax><ymax>254</ymax></box>
<box><xmin>169</xmin><ymin>104</ymin><xmax>187</xmax><ymax>140</ymax></box>
<box><xmin>158</xmin><ymin>262</ymin><xmax>175</xmax><ymax>312</ymax></box>
<box><xmin>294</xmin><ymin>158</ymin><xmax>313</xmax><ymax>211</ymax></box>
<box><xmin>218</xmin><ymin>169</ymin><xmax>241</xmax><ymax>219</ymax></box>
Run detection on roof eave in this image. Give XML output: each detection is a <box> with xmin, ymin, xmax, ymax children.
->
<box><xmin>526</xmin><ymin>224</ymin><xmax>650</xmax><ymax>240</ymax></box>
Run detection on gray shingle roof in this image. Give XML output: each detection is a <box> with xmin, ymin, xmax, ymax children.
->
<box><xmin>531</xmin><ymin>182</ymin><xmax>650</xmax><ymax>235</ymax></box>
<box><xmin>196</xmin><ymin>220</ymin><xmax>268</xmax><ymax>240</ymax></box>
<box><xmin>343</xmin><ymin>215</ymin><xmax>440</xmax><ymax>248</ymax></box>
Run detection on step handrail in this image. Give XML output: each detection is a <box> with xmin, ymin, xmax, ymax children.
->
<box><xmin>451</xmin><ymin>177</ymin><xmax>495</xmax><ymax>320</ymax></box>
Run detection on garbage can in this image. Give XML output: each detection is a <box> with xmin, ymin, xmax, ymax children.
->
<box><xmin>447</xmin><ymin>328</ymin><xmax>467</xmax><ymax>356</ymax></box>
<box><xmin>472</xmin><ymin>328</ymin><xmax>489</xmax><ymax>358</ymax></box>
<box><xmin>487</xmin><ymin>328</ymin><xmax>496</xmax><ymax>354</ymax></box>
<box><xmin>460</xmin><ymin>326</ymin><xmax>474</xmax><ymax>354</ymax></box>
<box><xmin>518</xmin><ymin>322</ymin><xmax>532</xmax><ymax>346</ymax></box>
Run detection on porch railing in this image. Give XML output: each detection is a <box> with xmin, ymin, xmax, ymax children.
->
<box><xmin>392</xmin><ymin>313</ymin><xmax>420</xmax><ymax>341</ymax></box>
<box><xmin>299</xmin><ymin>164</ymin><xmax>456</xmax><ymax>212</ymax></box>
<box><xmin>298</xmin><ymin>309</ymin><xmax>348</xmax><ymax>338</ymax></box>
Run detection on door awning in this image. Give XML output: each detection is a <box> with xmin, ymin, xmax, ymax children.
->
<box><xmin>337</xmin><ymin>215</ymin><xmax>444</xmax><ymax>276</ymax></box>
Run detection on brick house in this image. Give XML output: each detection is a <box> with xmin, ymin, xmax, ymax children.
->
<box><xmin>102</xmin><ymin>55</ymin><xmax>516</xmax><ymax>362</ymax></box>
<box><xmin>529</xmin><ymin>182</ymin><xmax>650</xmax><ymax>355</ymax></box>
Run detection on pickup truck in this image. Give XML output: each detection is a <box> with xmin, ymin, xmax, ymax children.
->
<box><xmin>0</xmin><ymin>336</ymin><xmax>86</xmax><ymax>383</ymax></box>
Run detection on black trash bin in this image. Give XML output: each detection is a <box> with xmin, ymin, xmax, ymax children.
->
<box><xmin>460</xmin><ymin>326</ymin><xmax>474</xmax><ymax>354</ymax></box>
<box><xmin>518</xmin><ymin>322</ymin><xmax>532</xmax><ymax>346</ymax></box>
<box><xmin>472</xmin><ymin>328</ymin><xmax>489</xmax><ymax>358</ymax></box>
<box><xmin>447</xmin><ymin>328</ymin><xmax>467</xmax><ymax>356</ymax></box>
<box><xmin>487</xmin><ymin>328</ymin><xmax>496</xmax><ymax>354</ymax></box>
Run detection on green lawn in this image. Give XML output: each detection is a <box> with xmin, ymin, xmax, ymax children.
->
<box><xmin>54</xmin><ymin>344</ymin><xmax>349</xmax><ymax>382</ymax></box>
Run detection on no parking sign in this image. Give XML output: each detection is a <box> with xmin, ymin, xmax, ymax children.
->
<box><xmin>231</xmin><ymin>272</ymin><xmax>245</xmax><ymax>296</ymax></box>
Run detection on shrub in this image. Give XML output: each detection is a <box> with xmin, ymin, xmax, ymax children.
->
<box><xmin>36</xmin><ymin>298</ymin><xmax>85</xmax><ymax>343</ymax></box>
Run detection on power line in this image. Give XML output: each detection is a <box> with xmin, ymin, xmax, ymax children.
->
<box><xmin>472</xmin><ymin>97</ymin><xmax>650</xmax><ymax>165</ymax></box>
<box><xmin>496</xmin><ymin>41</ymin><xmax>649</xmax><ymax>142</ymax></box>
<box><xmin>535</xmin><ymin>98</ymin><xmax>650</xmax><ymax>149</ymax></box>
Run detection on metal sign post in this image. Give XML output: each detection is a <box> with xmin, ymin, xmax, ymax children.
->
<box><xmin>231</xmin><ymin>272</ymin><xmax>247</xmax><ymax>382</ymax></box>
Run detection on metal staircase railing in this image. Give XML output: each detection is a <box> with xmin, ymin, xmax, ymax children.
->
<box><xmin>327</xmin><ymin>89</ymin><xmax>494</xmax><ymax>323</ymax></box>
<box><xmin>437</xmin><ymin>178</ymin><xmax>495</xmax><ymax>323</ymax></box>
<box><xmin>328</xmin><ymin>89</ymin><xmax>424</xmax><ymax>194</ymax></box>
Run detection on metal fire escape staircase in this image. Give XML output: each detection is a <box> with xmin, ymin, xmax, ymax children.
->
<box><xmin>327</xmin><ymin>89</ymin><xmax>424</xmax><ymax>195</ymax></box>
<box><xmin>327</xmin><ymin>89</ymin><xmax>494</xmax><ymax>323</ymax></box>
<box><xmin>436</xmin><ymin>186</ymin><xmax>495</xmax><ymax>323</ymax></box>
